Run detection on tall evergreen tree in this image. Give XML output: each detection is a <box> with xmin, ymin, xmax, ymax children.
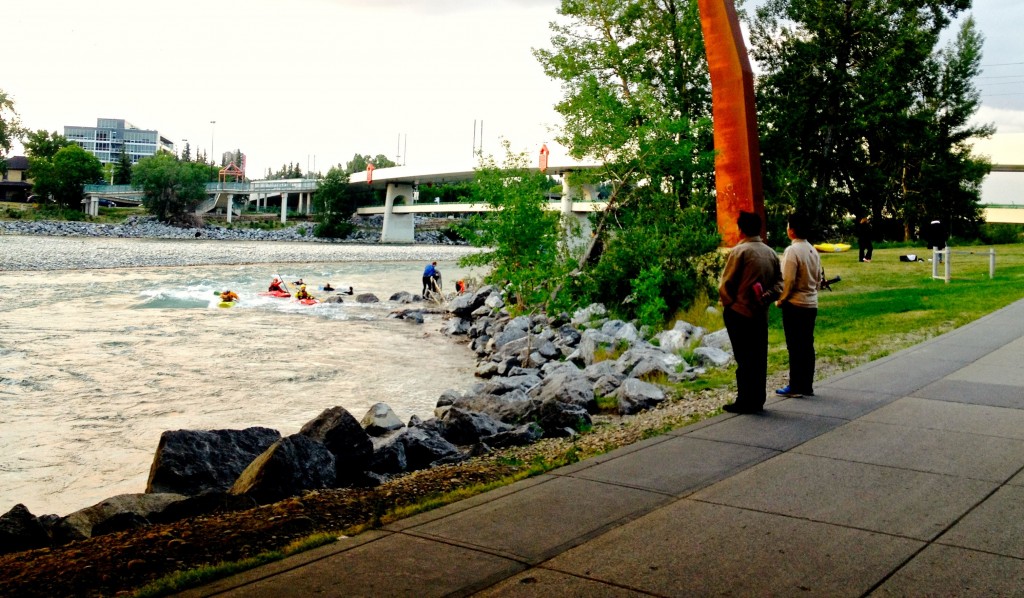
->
<box><xmin>750</xmin><ymin>0</ymin><xmax>986</xmax><ymax>239</ymax></box>
<box><xmin>113</xmin><ymin>148</ymin><xmax>133</xmax><ymax>185</ymax></box>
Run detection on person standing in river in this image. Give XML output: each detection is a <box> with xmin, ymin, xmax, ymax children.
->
<box><xmin>422</xmin><ymin>261</ymin><xmax>437</xmax><ymax>297</ymax></box>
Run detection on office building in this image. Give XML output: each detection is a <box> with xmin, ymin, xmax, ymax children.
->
<box><xmin>64</xmin><ymin>118</ymin><xmax>174</xmax><ymax>165</ymax></box>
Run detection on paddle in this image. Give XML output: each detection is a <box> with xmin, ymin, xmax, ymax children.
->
<box><xmin>276</xmin><ymin>273</ymin><xmax>291</xmax><ymax>296</ymax></box>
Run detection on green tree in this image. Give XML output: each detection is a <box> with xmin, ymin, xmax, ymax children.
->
<box><xmin>342</xmin><ymin>153</ymin><xmax>397</xmax><ymax>175</ymax></box>
<box><xmin>22</xmin><ymin>130</ymin><xmax>70</xmax><ymax>160</ymax></box>
<box><xmin>458</xmin><ymin>144</ymin><xmax>571</xmax><ymax>312</ymax></box>
<box><xmin>132</xmin><ymin>153</ymin><xmax>210</xmax><ymax>224</ymax></box>
<box><xmin>533</xmin><ymin>0</ymin><xmax>721</xmax><ymax>323</ymax></box>
<box><xmin>181</xmin><ymin>142</ymin><xmax>192</xmax><ymax>163</ymax></box>
<box><xmin>113</xmin><ymin>148</ymin><xmax>134</xmax><ymax>185</ymax></box>
<box><xmin>749</xmin><ymin>0</ymin><xmax>985</xmax><ymax>239</ymax></box>
<box><xmin>28</xmin><ymin>145</ymin><xmax>103</xmax><ymax>209</ymax></box>
<box><xmin>312</xmin><ymin>167</ymin><xmax>356</xmax><ymax>238</ymax></box>
<box><xmin>0</xmin><ymin>90</ymin><xmax>19</xmax><ymax>173</ymax></box>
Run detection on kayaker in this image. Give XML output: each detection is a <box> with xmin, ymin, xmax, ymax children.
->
<box><xmin>268</xmin><ymin>278</ymin><xmax>285</xmax><ymax>292</ymax></box>
<box><xmin>295</xmin><ymin>285</ymin><xmax>314</xmax><ymax>300</ymax></box>
<box><xmin>323</xmin><ymin>283</ymin><xmax>335</xmax><ymax>291</ymax></box>
<box><xmin>220</xmin><ymin>290</ymin><xmax>239</xmax><ymax>303</ymax></box>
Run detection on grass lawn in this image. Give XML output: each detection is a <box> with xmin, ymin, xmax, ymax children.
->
<box><xmin>764</xmin><ymin>243</ymin><xmax>1024</xmax><ymax>377</ymax></box>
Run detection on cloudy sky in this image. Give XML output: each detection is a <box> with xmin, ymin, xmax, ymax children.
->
<box><xmin>6</xmin><ymin>0</ymin><xmax>1023</xmax><ymax>178</ymax></box>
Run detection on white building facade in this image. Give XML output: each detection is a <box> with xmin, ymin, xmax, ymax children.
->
<box><xmin>64</xmin><ymin>118</ymin><xmax>174</xmax><ymax>165</ymax></box>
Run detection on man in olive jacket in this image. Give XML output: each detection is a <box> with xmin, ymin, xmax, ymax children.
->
<box><xmin>718</xmin><ymin>211</ymin><xmax>783</xmax><ymax>414</ymax></box>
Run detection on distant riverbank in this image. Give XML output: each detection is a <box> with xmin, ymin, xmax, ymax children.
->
<box><xmin>0</xmin><ymin>227</ymin><xmax>479</xmax><ymax>272</ymax></box>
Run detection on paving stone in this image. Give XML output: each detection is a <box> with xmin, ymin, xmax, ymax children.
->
<box><xmin>684</xmin><ymin>409</ymin><xmax>847</xmax><ymax>451</ymax></box>
<box><xmin>476</xmin><ymin>568</ymin><xmax>646</xmax><ymax>597</ymax></box>
<box><xmin>872</xmin><ymin>544</ymin><xmax>1024</xmax><ymax>596</ymax></box>
<box><xmin>937</xmin><ymin>485</ymin><xmax>1024</xmax><ymax>558</ymax></box>
<box><xmin>913</xmin><ymin>379</ymin><xmax>1024</xmax><ymax>409</ymax></box>
<box><xmin>771</xmin><ymin>386</ymin><xmax>900</xmax><ymax>420</ymax></box>
<box><xmin>861</xmin><ymin>397</ymin><xmax>1024</xmax><ymax>441</ymax></box>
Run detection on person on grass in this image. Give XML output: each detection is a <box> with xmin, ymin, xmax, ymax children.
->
<box><xmin>718</xmin><ymin>211</ymin><xmax>783</xmax><ymax>414</ymax></box>
<box><xmin>776</xmin><ymin>213</ymin><xmax>822</xmax><ymax>398</ymax></box>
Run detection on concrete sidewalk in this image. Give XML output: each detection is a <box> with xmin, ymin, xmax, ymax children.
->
<box><xmin>182</xmin><ymin>300</ymin><xmax>1024</xmax><ymax>597</ymax></box>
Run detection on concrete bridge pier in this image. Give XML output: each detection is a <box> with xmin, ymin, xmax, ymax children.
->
<box><xmin>280</xmin><ymin>192</ymin><xmax>288</xmax><ymax>224</ymax></box>
<box><xmin>381</xmin><ymin>182</ymin><xmax>416</xmax><ymax>243</ymax></box>
<box><xmin>560</xmin><ymin>177</ymin><xmax>597</xmax><ymax>248</ymax></box>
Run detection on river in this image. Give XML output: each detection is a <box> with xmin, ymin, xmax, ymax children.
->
<box><xmin>0</xmin><ymin>237</ymin><xmax>481</xmax><ymax>516</ymax></box>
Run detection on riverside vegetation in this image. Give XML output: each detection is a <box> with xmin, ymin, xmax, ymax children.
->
<box><xmin>2</xmin><ymin>244</ymin><xmax>1024</xmax><ymax>597</ymax></box>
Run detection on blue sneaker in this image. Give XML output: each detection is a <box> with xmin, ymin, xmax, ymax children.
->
<box><xmin>776</xmin><ymin>386</ymin><xmax>803</xmax><ymax>398</ymax></box>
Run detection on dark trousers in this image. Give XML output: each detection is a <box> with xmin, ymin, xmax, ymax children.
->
<box><xmin>858</xmin><ymin>240</ymin><xmax>873</xmax><ymax>261</ymax></box>
<box><xmin>723</xmin><ymin>307</ymin><xmax>769</xmax><ymax>408</ymax></box>
<box><xmin>422</xmin><ymin>276</ymin><xmax>432</xmax><ymax>296</ymax></box>
<box><xmin>781</xmin><ymin>303</ymin><xmax>817</xmax><ymax>394</ymax></box>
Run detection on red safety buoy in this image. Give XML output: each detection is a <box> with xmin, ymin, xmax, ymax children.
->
<box><xmin>539</xmin><ymin>144</ymin><xmax>549</xmax><ymax>173</ymax></box>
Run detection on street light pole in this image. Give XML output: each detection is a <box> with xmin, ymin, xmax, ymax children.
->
<box><xmin>210</xmin><ymin>121</ymin><xmax>216</xmax><ymax>166</ymax></box>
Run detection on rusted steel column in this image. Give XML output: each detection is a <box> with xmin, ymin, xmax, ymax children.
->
<box><xmin>698</xmin><ymin>0</ymin><xmax>765</xmax><ymax>247</ymax></box>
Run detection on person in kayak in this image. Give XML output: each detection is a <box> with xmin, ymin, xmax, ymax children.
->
<box><xmin>295</xmin><ymin>285</ymin><xmax>314</xmax><ymax>300</ymax></box>
<box><xmin>220</xmin><ymin>290</ymin><xmax>239</xmax><ymax>303</ymax></box>
<box><xmin>323</xmin><ymin>283</ymin><xmax>335</xmax><ymax>291</ymax></box>
<box><xmin>268</xmin><ymin>278</ymin><xmax>285</xmax><ymax>292</ymax></box>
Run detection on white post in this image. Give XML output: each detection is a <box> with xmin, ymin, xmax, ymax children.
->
<box><xmin>932</xmin><ymin>249</ymin><xmax>939</xmax><ymax>279</ymax></box>
<box><xmin>226</xmin><ymin>195</ymin><xmax>233</xmax><ymax>224</ymax></box>
<box><xmin>989</xmin><ymin>248</ymin><xmax>996</xmax><ymax>279</ymax></box>
<box><xmin>280</xmin><ymin>192</ymin><xmax>288</xmax><ymax>224</ymax></box>
<box><xmin>944</xmin><ymin>247</ymin><xmax>951</xmax><ymax>283</ymax></box>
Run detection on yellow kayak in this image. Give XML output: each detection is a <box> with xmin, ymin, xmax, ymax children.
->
<box><xmin>813</xmin><ymin>243</ymin><xmax>851</xmax><ymax>253</ymax></box>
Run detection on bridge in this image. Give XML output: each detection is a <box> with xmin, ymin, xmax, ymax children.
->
<box><xmin>82</xmin><ymin>162</ymin><xmax>1024</xmax><ymax>241</ymax></box>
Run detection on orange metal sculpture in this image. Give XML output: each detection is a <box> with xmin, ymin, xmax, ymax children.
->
<box><xmin>699</xmin><ymin>0</ymin><xmax>765</xmax><ymax>247</ymax></box>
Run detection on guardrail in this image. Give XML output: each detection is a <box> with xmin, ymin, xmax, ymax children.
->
<box><xmin>931</xmin><ymin>247</ymin><xmax>996</xmax><ymax>283</ymax></box>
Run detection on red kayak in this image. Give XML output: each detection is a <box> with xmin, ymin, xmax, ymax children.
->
<box><xmin>259</xmin><ymin>290</ymin><xmax>291</xmax><ymax>298</ymax></box>
<box><xmin>295</xmin><ymin>298</ymin><xmax>318</xmax><ymax>305</ymax></box>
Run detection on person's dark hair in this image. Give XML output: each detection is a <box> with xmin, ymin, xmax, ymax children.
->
<box><xmin>737</xmin><ymin>211</ymin><xmax>762</xmax><ymax>238</ymax></box>
<box><xmin>788</xmin><ymin>213</ymin><xmax>812</xmax><ymax>239</ymax></box>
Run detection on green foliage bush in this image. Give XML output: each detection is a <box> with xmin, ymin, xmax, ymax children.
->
<box><xmin>979</xmin><ymin>223</ymin><xmax>1024</xmax><ymax>245</ymax></box>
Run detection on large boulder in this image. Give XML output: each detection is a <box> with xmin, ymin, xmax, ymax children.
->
<box><xmin>448</xmin><ymin>291</ymin><xmax>487</xmax><ymax>317</ymax></box>
<box><xmin>444</xmin><ymin>317</ymin><xmax>470</xmax><ymax>335</ymax></box>
<box><xmin>55</xmin><ymin>493</ymin><xmax>187</xmax><ymax>542</ymax></box>
<box><xmin>355</xmin><ymin>293</ymin><xmax>380</xmax><ymax>303</ymax></box>
<box><xmin>399</xmin><ymin>426</ymin><xmax>464</xmax><ymax>471</ymax></box>
<box><xmin>229</xmin><ymin>434</ymin><xmax>336</xmax><ymax>504</ymax></box>
<box><xmin>613</xmin><ymin>378</ymin><xmax>667</xmax><ymax>415</ymax></box>
<box><xmin>484</xmin><ymin>422</ymin><xmax>545</xmax><ymax>448</ymax></box>
<box><xmin>701</xmin><ymin>328</ymin><xmax>732</xmax><ymax>352</ymax></box>
<box><xmin>568</xmin><ymin>329</ymin><xmax>617</xmax><ymax>366</ymax></box>
<box><xmin>534</xmin><ymin>370</ymin><xmax>596</xmax><ymax>412</ymax></box>
<box><xmin>528</xmin><ymin>397</ymin><xmax>592</xmax><ymax>437</ymax></box>
<box><xmin>440</xmin><ymin>408</ymin><xmax>512</xmax><ymax>445</ymax></box>
<box><xmin>146</xmin><ymin>427</ymin><xmax>281</xmax><ymax>496</ymax></box>
<box><xmin>361</xmin><ymin>403</ymin><xmax>405</xmax><ymax>436</ymax></box>
<box><xmin>367</xmin><ymin>434</ymin><xmax>407</xmax><ymax>474</ymax></box>
<box><xmin>389</xmin><ymin>291</ymin><xmax>416</xmax><ymax>304</ymax></box>
<box><xmin>692</xmin><ymin>346</ymin><xmax>732</xmax><ymax>368</ymax></box>
<box><xmin>299</xmin><ymin>406</ymin><xmax>373</xmax><ymax>483</ymax></box>
<box><xmin>450</xmin><ymin>388</ymin><xmax>534</xmax><ymax>424</ymax></box>
<box><xmin>0</xmin><ymin>504</ymin><xmax>50</xmax><ymax>554</ymax></box>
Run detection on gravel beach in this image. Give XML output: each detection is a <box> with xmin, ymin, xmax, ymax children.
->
<box><xmin>0</xmin><ymin>230</ymin><xmax>479</xmax><ymax>272</ymax></box>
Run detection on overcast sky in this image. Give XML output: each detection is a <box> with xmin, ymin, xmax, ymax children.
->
<box><xmin>6</xmin><ymin>0</ymin><xmax>1023</xmax><ymax>177</ymax></box>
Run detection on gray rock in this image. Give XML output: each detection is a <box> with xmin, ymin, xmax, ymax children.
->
<box><xmin>529</xmin><ymin>397</ymin><xmax>592</xmax><ymax>437</ymax></box>
<box><xmin>355</xmin><ymin>293</ymin><xmax>380</xmax><ymax>303</ymax></box>
<box><xmin>146</xmin><ymin>427</ymin><xmax>281</xmax><ymax>496</ymax></box>
<box><xmin>448</xmin><ymin>291</ymin><xmax>487</xmax><ymax>317</ymax></box>
<box><xmin>361</xmin><ymin>402</ymin><xmax>405</xmax><ymax>436</ymax></box>
<box><xmin>322</xmin><ymin>295</ymin><xmax>344</xmax><ymax>304</ymax></box>
<box><xmin>229</xmin><ymin>434</ymin><xmax>337</xmax><ymax>503</ymax></box>
<box><xmin>571</xmin><ymin>303</ymin><xmax>607</xmax><ymax>326</ymax></box>
<box><xmin>398</xmin><ymin>426</ymin><xmax>464</xmax><ymax>470</ymax></box>
<box><xmin>451</xmin><ymin>388</ymin><xmax>534</xmax><ymax>423</ymax></box>
<box><xmin>484</xmin><ymin>422</ymin><xmax>544</xmax><ymax>448</ymax></box>
<box><xmin>569</xmin><ymin>328</ymin><xmax>618</xmax><ymax>366</ymax></box>
<box><xmin>389</xmin><ymin>291</ymin><xmax>416</xmax><ymax>303</ymax></box>
<box><xmin>556</xmin><ymin>325</ymin><xmax>582</xmax><ymax>347</ymax></box>
<box><xmin>444</xmin><ymin>317</ymin><xmax>470</xmax><ymax>335</ymax></box>
<box><xmin>368</xmin><ymin>434</ymin><xmax>407</xmax><ymax>474</ymax></box>
<box><xmin>440</xmin><ymin>408</ymin><xmax>512</xmax><ymax>444</ymax></box>
<box><xmin>299</xmin><ymin>406</ymin><xmax>373</xmax><ymax>483</ymax></box>
<box><xmin>535</xmin><ymin>370</ymin><xmax>597</xmax><ymax>412</ymax></box>
<box><xmin>592</xmin><ymin>374</ymin><xmax>622</xmax><ymax>397</ymax></box>
<box><xmin>614</xmin><ymin>378</ymin><xmax>667</xmax><ymax>415</ymax></box>
<box><xmin>436</xmin><ymin>389</ymin><xmax>463</xmax><ymax>407</ymax></box>
<box><xmin>58</xmin><ymin>493</ymin><xmax>187</xmax><ymax>541</ymax></box>
<box><xmin>692</xmin><ymin>346</ymin><xmax>733</xmax><ymax>368</ymax></box>
<box><xmin>484</xmin><ymin>294</ymin><xmax>504</xmax><ymax>310</ymax></box>
<box><xmin>492</xmin><ymin>327</ymin><xmax>528</xmax><ymax>350</ymax></box>
<box><xmin>391</xmin><ymin>309</ymin><xmax>425</xmax><ymax>324</ymax></box>
<box><xmin>0</xmin><ymin>504</ymin><xmax>50</xmax><ymax>554</ymax></box>
<box><xmin>480</xmin><ymin>373</ymin><xmax>543</xmax><ymax>396</ymax></box>
<box><xmin>701</xmin><ymin>328</ymin><xmax>732</xmax><ymax>352</ymax></box>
